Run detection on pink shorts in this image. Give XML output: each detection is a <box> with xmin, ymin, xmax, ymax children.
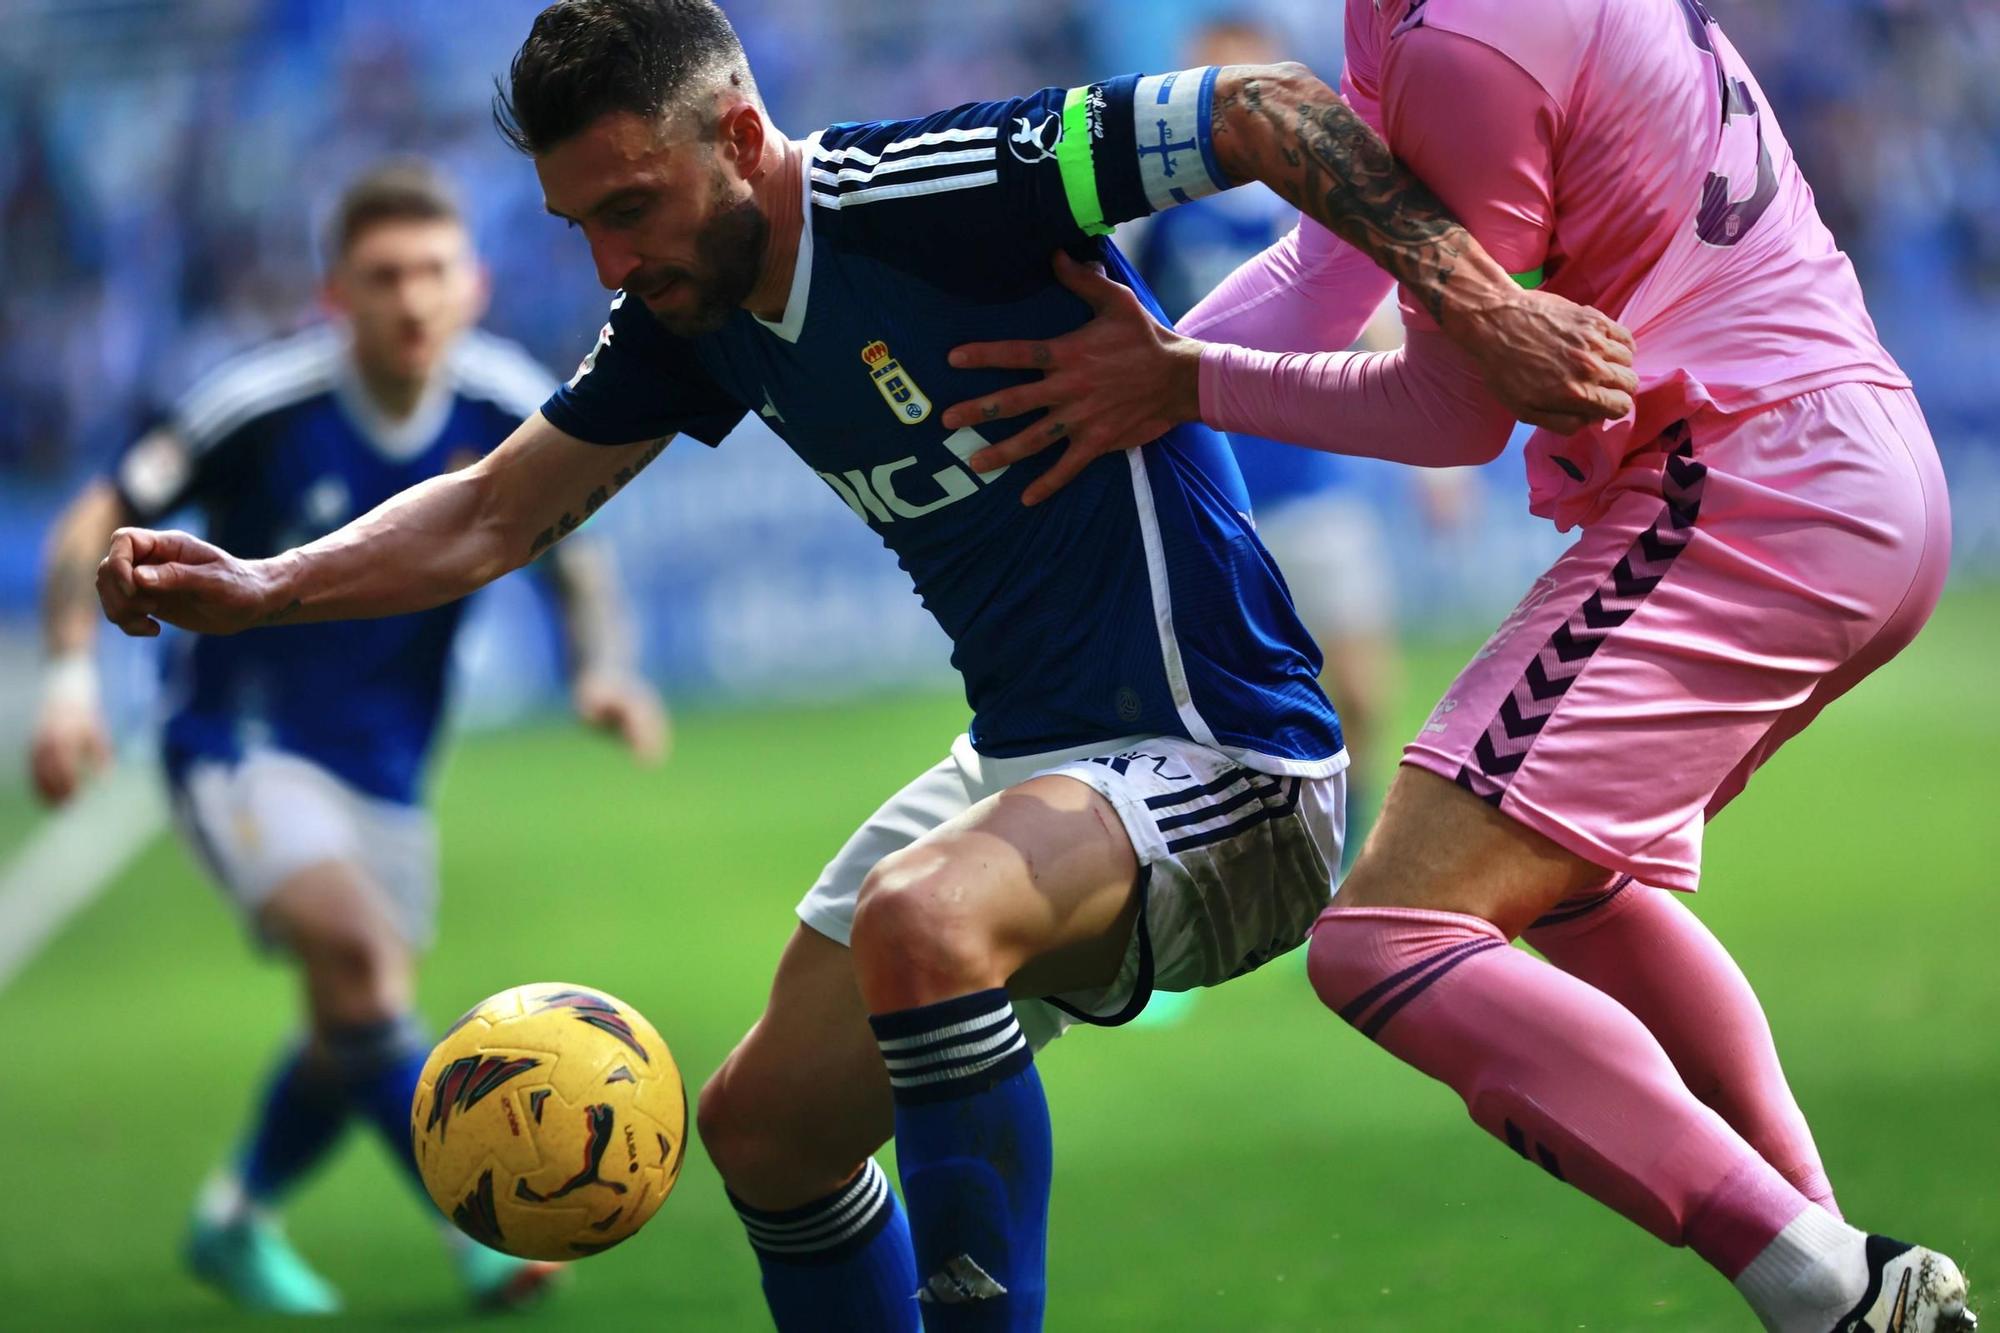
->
<box><xmin>1406</xmin><ymin>382</ymin><xmax>1951</xmax><ymax>893</ymax></box>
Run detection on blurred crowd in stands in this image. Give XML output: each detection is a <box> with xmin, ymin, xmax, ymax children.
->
<box><xmin>1</xmin><ymin>0</ymin><xmax>1995</xmax><ymax>484</ymax></box>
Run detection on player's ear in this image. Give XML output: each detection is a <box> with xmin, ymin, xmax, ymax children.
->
<box><xmin>468</xmin><ymin>260</ymin><xmax>493</xmax><ymax>325</ymax></box>
<box><xmin>319</xmin><ymin>263</ymin><xmax>350</xmax><ymax>320</ymax></box>
<box><xmin>716</xmin><ymin>101</ymin><xmax>765</xmax><ymax>178</ymax></box>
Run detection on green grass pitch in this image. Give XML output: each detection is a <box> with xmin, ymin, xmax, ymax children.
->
<box><xmin>1</xmin><ymin>589</ymin><xmax>1993</xmax><ymax>1330</ymax></box>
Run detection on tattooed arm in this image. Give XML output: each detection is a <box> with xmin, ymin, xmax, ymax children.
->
<box><xmin>1208</xmin><ymin>62</ymin><xmax>1502</xmax><ymax>329</ymax></box>
<box><xmin>943</xmin><ymin>62</ymin><xmax>1635</xmax><ymax>498</ymax></box>
<box><xmin>95</xmin><ymin>414</ymin><xmax>670</xmax><ymax>638</ymax></box>
<box><xmin>1205</xmin><ymin>61</ymin><xmax>1635</xmax><ymax>424</ymax></box>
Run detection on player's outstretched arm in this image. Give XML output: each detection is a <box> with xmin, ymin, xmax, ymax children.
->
<box><xmin>30</xmin><ymin>480</ymin><xmax>127</xmax><ymax>803</ymax></box>
<box><xmin>545</xmin><ymin>536</ymin><xmax>671</xmax><ymax>765</ymax></box>
<box><xmin>95</xmin><ymin>414</ymin><xmax>672</xmax><ymax>638</ymax></box>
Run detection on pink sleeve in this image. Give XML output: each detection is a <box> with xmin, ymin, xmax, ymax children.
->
<box><xmin>1178</xmin><ymin>219</ymin><xmax>1395</xmax><ymax>354</ymax></box>
<box><xmin>1198</xmin><ymin>328</ymin><xmax>1515</xmax><ymax>467</ymax></box>
<box><xmin>1340</xmin><ymin>0</ymin><xmax>1388</xmax><ymax>137</ymax></box>
<box><xmin>1381</xmin><ymin>24</ymin><xmax>1560</xmax><ymax>329</ymax></box>
<box><xmin>1187</xmin><ymin>22</ymin><xmax>1559</xmax><ymax>466</ymax></box>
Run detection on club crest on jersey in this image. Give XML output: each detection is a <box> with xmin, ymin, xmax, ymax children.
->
<box><xmin>862</xmin><ymin>340</ymin><xmax>932</xmax><ymax>425</ymax></box>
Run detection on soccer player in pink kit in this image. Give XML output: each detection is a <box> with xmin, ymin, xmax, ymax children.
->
<box><xmin>942</xmin><ymin>0</ymin><xmax>1976</xmax><ymax>1328</ymax></box>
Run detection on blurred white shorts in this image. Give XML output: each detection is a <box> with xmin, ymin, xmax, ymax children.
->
<box><xmin>1254</xmin><ymin>492</ymin><xmax>1395</xmax><ymax>636</ymax></box>
<box><xmin>169</xmin><ymin>747</ymin><xmax>439</xmax><ymax>950</ymax></box>
<box><xmin>797</xmin><ymin>734</ymin><xmax>1345</xmax><ymax>1050</ymax></box>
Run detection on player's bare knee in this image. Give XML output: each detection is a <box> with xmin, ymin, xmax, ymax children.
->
<box><xmin>694</xmin><ymin>1060</ymin><xmax>760</xmax><ymax>1182</ymax></box>
<box><xmin>293</xmin><ymin>916</ymin><xmax>410</xmax><ymax>1026</ymax></box>
<box><xmin>1329</xmin><ymin>846</ymin><xmax>1400</xmax><ymax>909</ymax></box>
<box><xmin>1332</xmin><ymin>770</ymin><xmax>1601</xmax><ymax>935</ymax></box>
<box><xmin>1305</xmin><ymin>910</ymin><xmax>1372</xmax><ymax>1011</ymax></box>
<box><xmin>850</xmin><ymin>847</ymin><xmax>1004</xmax><ymax>1003</ymax></box>
<box><xmin>698</xmin><ymin>1055</ymin><xmax>855</xmax><ymax>1209</ymax></box>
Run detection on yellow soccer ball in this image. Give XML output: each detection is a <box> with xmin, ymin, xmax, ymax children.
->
<box><xmin>411</xmin><ymin>982</ymin><xmax>687</xmax><ymax>1261</ymax></box>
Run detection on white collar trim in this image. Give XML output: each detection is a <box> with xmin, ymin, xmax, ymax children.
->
<box><xmin>333</xmin><ymin>339</ymin><xmax>455</xmax><ymax>462</ymax></box>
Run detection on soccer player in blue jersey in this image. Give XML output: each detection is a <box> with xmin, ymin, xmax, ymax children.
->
<box><xmin>92</xmin><ymin>4</ymin><xmax>1637</xmax><ymax>1326</ymax></box>
<box><xmin>32</xmin><ymin>162</ymin><xmax>665</xmax><ymax>1315</ymax></box>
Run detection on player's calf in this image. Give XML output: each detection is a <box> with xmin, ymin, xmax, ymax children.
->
<box><xmin>1524</xmin><ymin>881</ymin><xmax>1840</xmax><ymax>1217</ymax></box>
<box><xmin>1308</xmin><ymin>773</ymin><xmax>1978</xmax><ymax>1331</ymax></box>
<box><xmin>258</xmin><ymin>863</ymin><xmax>435</xmax><ymax>1203</ymax></box>
<box><xmin>703</xmin><ymin>926</ymin><xmax>918</xmax><ymax>1332</ymax></box>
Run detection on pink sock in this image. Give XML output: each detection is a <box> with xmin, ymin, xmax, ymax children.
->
<box><xmin>1525</xmin><ymin>881</ymin><xmax>1840</xmax><ymax>1217</ymax></box>
<box><xmin>1309</xmin><ymin>906</ymin><xmax>1809</xmax><ymax>1277</ymax></box>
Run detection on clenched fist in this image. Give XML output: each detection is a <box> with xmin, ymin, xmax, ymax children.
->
<box><xmin>96</xmin><ymin>528</ymin><xmax>290</xmax><ymax>638</ymax></box>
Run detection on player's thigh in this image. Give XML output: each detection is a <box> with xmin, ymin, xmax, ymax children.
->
<box><xmin>1339</xmin><ymin>766</ymin><xmax>1610</xmax><ymax>939</ymax></box>
<box><xmin>1035</xmin><ymin>740</ymin><xmax>1345</xmax><ymax>1025</ymax></box>
<box><xmin>699</xmin><ymin>923</ymin><xmax>896</xmax><ymax>1209</ymax></box>
<box><xmin>172</xmin><ymin>749</ymin><xmax>423</xmax><ymax>1020</ymax></box>
<box><xmin>852</xmin><ymin>773</ymin><xmax>1142</xmax><ymax>1005</ymax></box>
<box><xmin>263</xmin><ymin>860</ymin><xmax>416</xmax><ymax>1023</ymax></box>
<box><xmin>172</xmin><ymin>749</ymin><xmax>413</xmax><ymax>952</ymax></box>
<box><xmin>1403</xmin><ymin>404</ymin><xmax>1940</xmax><ymax>899</ymax></box>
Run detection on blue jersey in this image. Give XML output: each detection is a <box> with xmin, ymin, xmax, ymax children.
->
<box><xmin>544</xmin><ymin>70</ymin><xmax>1343</xmax><ymax>774</ymax></box>
<box><xmin>1131</xmin><ymin>188</ymin><xmax>1355</xmax><ymax>510</ymax></box>
<box><xmin>114</xmin><ymin>326</ymin><xmax>554</xmax><ymax>804</ymax></box>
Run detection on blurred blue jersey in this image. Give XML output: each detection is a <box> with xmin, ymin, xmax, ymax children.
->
<box><xmin>545</xmin><ymin>70</ymin><xmax>1343</xmax><ymax>773</ymax></box>
<box><xmin>113</xmin><ymin>327</ymin><xmax>553</xmax><ymax>804</ymax></box>
<box><xmin>1132</xmin><ymin>188</ymin><xmax>1355</xmax><ymax>511</ymax></box>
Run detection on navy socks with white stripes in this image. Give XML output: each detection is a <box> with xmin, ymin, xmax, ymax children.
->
<box><xmin>324</xmin><ymin>1015</ymin><xmax>430</xmax><ymax>1189</ymax></box>
<box><xmin>730</xmin><ymin>1160</ymin><xmax>920</xmax><ymax>1332</ymax></box>
<box><xmin>240</xmin><ymin>1040</ymin><xmax>349</xmax><ymax>1203</ymax></box>
<box><xmin>871</xmin><ymin>989</ymin><xmax>1052</xmax><ymax>1332</ymax></box>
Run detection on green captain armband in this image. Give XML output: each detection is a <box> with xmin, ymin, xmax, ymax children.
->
<box><xmin>1051</xmin><ymin>68</ymin><xmax>1230</xmax><ymax>238</ymax></box>
<box><xmin>1057</xmin><ymin>85</ymin><xmax>1111</xmax><ymax>237</ymax></box>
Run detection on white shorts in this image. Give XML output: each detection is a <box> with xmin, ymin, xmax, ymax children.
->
<box><xmin>169</xmin><ymin>748</ymin><xmax>440</xmax><ymax>949</ymax></box>
<box><xmin>798</xmin><ymin>734</ymin><xmax>1345</xmax><ymax>1050</ymax></box>
<box><xmin>1254</xmin><ymin>492</ymin><xmax>1395</xmax><ymax>636</ymax></box>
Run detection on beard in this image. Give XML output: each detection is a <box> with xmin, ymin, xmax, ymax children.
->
<box><xmin>637</xmin><ymin>178</ymin><xmax>769</xmax><ymax>338</ymax></box>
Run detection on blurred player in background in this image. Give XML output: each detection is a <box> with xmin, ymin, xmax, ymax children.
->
<box><xmin>30</xmin><ymin>161</ymin><xmax>666</xmax><ymax>1316</ymax></box>
<box><xmin>944</xmin><ymin>0</ymin><xmax>1973</xmax><ymax>1327</ymax></box>
<box><xmin>1131</xmin><ymin>14</ymin><xmax>1469</xmax><ymax>855</ymax></box>
<box><xmin>90</xmin><ymin>1</ymin><xmax>1638</xmax><ymax>1327</ymax></box>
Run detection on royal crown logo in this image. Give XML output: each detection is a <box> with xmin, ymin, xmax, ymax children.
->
<box><xmin>862</xmin><ymin>339</ymin><xmax>932</xmax><ymax>425</ymax></box>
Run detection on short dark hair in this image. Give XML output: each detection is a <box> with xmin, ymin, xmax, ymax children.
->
<box><xmin>327</xmin><ymin>161</ymin><xmax>462</xmax><ymax>261</ymax></box>
<box><xmin>495</xmin><ymin>0</ymin><xmax>753</xmax><ymax>156</ymax></box>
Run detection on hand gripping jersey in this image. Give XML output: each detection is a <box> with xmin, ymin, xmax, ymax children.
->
<box><xmin>1132</xmin><ymin>190</ymin><xmax>1360</xmax><ymax>509</ymax></box>
<box><xmin>114</xmin><ymin>327</ymin><xmax>555</xmax><ymax>804</ymax></box>
<box><xmin>544</xmin><ymin>72</ymin><xmax>1344</xmax><ymax>775</ymax></box>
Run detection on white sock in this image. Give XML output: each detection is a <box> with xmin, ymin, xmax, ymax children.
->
<box><xmin>195</xmin><ymin>1168</ymin><xmax>263</xmax><ymax>1228</ymax></box>
<box><xmin>1734</xmin><ymin>1205</ymin><xmax>1869</xmax><ymax>1333</ymax></box>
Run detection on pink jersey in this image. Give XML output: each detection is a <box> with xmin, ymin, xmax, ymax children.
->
<box><xmin>1356</xmin><ymin>0</ymin><xmax>1907</xmax><ymax>526</ymax></box>
<box><xmin>1196</xmin><ymin>0</ymin><xmax>1909</xmax><ymax>530</ymax></box>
